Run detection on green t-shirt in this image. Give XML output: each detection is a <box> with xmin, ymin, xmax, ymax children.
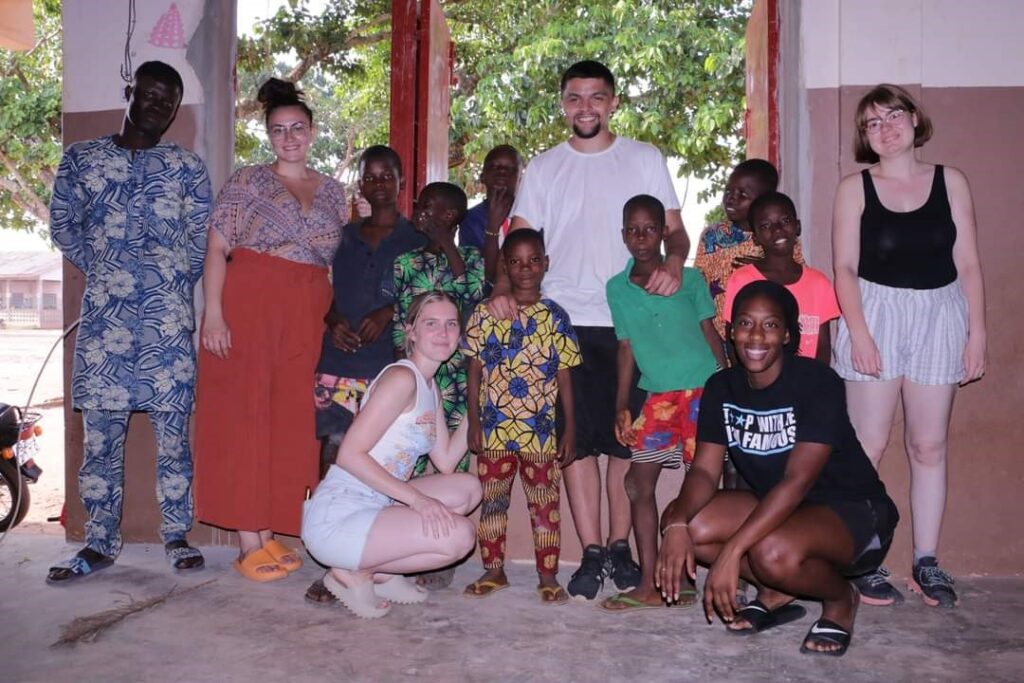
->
<box><xmin>606</xmin><ymin>263</ymin><xmax>718</xmax><ymax>393</ymax></box>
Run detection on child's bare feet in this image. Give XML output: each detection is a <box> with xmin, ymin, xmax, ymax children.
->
<box><xmin>600</xmin><ymin>585</ymin><xmax>668</xmax><ymax>611</ymax></box>
<box><xmin>464</xmin><ymin>568</ymin><xmax>510</xmax><ymax>598</ymax></box>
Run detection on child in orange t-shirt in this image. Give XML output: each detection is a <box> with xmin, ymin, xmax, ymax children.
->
<box><xmin>724</xmin><ymin>192</ymin><xmax>839</xmax><ymax>363</ymax></box>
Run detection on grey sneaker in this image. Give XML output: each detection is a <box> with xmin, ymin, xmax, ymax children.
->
<box><xmin>853</xmin><ymin>566</ymin><xmax>905</xmax><ymax>606</ymax></box>
<box><xmin>910</xmin><ymin>557</ymin><xmax>958</xmax><ymax>608</ymax></box>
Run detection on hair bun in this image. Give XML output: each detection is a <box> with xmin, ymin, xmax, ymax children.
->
<box><xmin>257</xmin><ymin>78</ymin><xmax>304</xmax><ymax>109</ymax></box>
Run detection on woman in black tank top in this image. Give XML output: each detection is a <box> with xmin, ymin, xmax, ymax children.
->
<box><xmin>831</xmin><ymin>85</ymin><xmax>987</xmax><ymax>609</ymax></box>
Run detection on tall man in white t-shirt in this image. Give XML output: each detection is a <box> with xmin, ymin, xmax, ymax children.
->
<box><xmin>487</xmin><ymin>60</ymin><xmax>689</xmax><ymax>600</ymax></box>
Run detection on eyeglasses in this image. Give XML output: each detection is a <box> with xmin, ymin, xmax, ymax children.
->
<box><xmin>862</xmin><ymin>109</ymin><xmax>907</xmax><ymax>135</ymax></box>
<box><xmin>269</xmin><ymin>122</ymin><xmax>310</xmax><ymax>138</ymax></box>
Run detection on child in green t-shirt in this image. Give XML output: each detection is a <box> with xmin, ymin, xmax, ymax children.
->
<box><xmin>601</xmin><ymin>195</ymin><xmax>727</xmax><ymax>612</ymax></box>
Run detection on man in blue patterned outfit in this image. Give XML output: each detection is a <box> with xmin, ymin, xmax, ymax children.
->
<box><xmin>47</xmin><ymin>62</ymin><xmax>211</xmax><ymax>582</ymax></box>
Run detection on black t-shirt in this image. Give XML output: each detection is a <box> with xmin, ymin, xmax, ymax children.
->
<box><xmin>697</xmin><ymin>355</ymin><xmax>888</xmax><ymax>504</ymax></box>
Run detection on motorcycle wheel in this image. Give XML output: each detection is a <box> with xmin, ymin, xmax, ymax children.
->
<box><xmin>0</xmin><ymin>456</ymin><xmax>30</xmax><ymax>531</ymax></box>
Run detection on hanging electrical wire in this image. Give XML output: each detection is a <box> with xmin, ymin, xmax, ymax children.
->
<box><xmin>118</xmin><ymin>0</ymin><xmax>137</xmax><ymax>85</ymax></box>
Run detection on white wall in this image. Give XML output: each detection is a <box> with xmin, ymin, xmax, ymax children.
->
<box><xmin>800</xmin><ymin>0</ymin><xmax>1024</xmax><ymax>88</ymax></box>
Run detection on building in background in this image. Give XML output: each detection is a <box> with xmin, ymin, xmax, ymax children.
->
<box><xmin>0</xmin><ymin>251</ymin><xmax>62</xmax><ymax>329</ymax></box>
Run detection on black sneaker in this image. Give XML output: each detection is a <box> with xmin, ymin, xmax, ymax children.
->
<box><xmin>606</xmin><ymin>539</ymin><xmax>641</xmax><ymax>591</ymax></box>
<box><xmin>852</xmin><ymin>566</ymin><xmax>905</xmax><ymax>606</ymax></box>
<box><xmin>910</xmin><ymin>557</ymin><xmax>958</xmax><ymax>608</ymax></box>
<box><xmin>567</xmin><ymin>544</ymin><xmax>607</xmax><ymax>599</ymax></box>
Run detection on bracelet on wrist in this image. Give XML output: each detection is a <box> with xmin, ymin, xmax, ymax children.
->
<box><xmin>484</xmin><ymin>229</ymin><xmax>501</xmax><ymax>238</ymax></box>
<box><xmin>660</xmin><ymin>521</ymin><xmax>689</xmax><ymax>537</ymax></box>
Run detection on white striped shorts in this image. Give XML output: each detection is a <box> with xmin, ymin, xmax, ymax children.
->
<box><xmin>832</xmin><ymin>278</ymin><xmax>968</xmax><ymax>385</ymax></box>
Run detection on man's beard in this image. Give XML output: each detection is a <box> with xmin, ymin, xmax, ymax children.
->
<box><xmin>572</xmin><ymin>120</ymin><xmax>601</xmax><ymax>139</ymax></box>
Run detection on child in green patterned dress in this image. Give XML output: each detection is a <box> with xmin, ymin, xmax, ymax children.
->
<box><xmin>393</xmin><ymin>182</ymin><xmax>486</xmax><ymax>477</ymax></box>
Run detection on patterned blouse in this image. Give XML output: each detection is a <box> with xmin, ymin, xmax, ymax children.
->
<box><xmin>209</xmin><ymin>165</ymin><xmax>346</xmax><ymax>267</ymax></box>
<box><xmin>392</xmin><ymin>246</ymin><xmax>486</xmax><ymax>350</ymax></box>
<box><xmin>694</xmin><ymin>219</ymin><xmax>803</xmax><ymax>339</ymax></box>
<box><xmin>50</xmin><ymin>136</ymin><xmax>211</xmax><ymax>412</ymax></box>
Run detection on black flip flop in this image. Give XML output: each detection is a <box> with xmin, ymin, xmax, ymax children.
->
<box><xmin>727</xmin><ymin>599</ymin><xmax>807</xmax><ymax>635</ymax></box>
<box><xmin>799</xmin><ymin>618</ymin><xmax>852</xmax><ymax>657</ymax></box>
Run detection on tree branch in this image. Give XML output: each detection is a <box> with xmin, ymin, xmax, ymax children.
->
<box><xmin>234</xmin><ymin>30</ymin><xmax>389</xmax><ymax>120</ymax></box>
<box><xmin>0</xmin><ymin>151</ymin><xmax>51</xmax><ymax>224</ymax></box>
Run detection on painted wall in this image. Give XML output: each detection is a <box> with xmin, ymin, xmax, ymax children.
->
<box><xmin>60</xmin><ymin>0</ymin><xmax>237</xmax><ymax>547</ymax></box>
<box><xmin>778</xmin><ymin>0</ymin><xmax>1024</xmax><ymax>574</ymax></box>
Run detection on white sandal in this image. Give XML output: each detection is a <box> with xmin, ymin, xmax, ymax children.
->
<box><xmin>375</xmin><ymin>576</ymin><xmax>429</xmax><ymax>604</ymax></box>
<box><xmin>323</xmin><ymin>573</ymin><xmax>391</xmax><ymax>619</ymax></box>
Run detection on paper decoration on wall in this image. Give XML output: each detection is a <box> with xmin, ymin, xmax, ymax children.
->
<box><xmin>149</xmin><ymin>3</ymin><xmax>186</xmax><ymax>49</ymax></box>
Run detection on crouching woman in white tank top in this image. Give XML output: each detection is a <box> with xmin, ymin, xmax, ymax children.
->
<box><xmin>302</xmin><ymin>291</ymin><xmax>481</xmax><ymax>618</ymax></box>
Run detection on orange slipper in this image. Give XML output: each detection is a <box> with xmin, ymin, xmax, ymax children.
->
<box><xmin>263</xmin><ymin>539</ymin><xmax>303</xmax><ymax>572</ymax></box>
<box><xmin>233</xmin><ymin>548</ymin><xmax>288</xmax><ymax>583</ymax></box>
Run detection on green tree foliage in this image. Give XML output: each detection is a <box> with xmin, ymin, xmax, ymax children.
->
<box><xmin>2</xmin><ymin>0</ymin><xmax>747</xmax><ymax>231</ymax></box>
<box><xmin>446</xmin><ymin>0</ymin><xmax>748</xmax><ymax>198</ymax></box>
<box><xmin>0</xmin><ymin>0</ymin><xmax>61</xmax><ymax>231</ymax></box>
<box><xmin>235</xmin><ymin>0</ymin><xmax>392</xmax><ymax>183</ymax></box>
<box><xmin>237</xmin><ymin>0</ymin><xmax>749</xmax><ymax>199</ymax></box>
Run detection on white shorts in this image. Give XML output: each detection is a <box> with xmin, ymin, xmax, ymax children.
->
<box><xmin>301</xmin><ymin>466</ymin><xmax>389</xmax><ymax>570</ymax></box>
<box><xmin>833</xmin><ymin>278</ymin><xmax>968</xmax><ymax>385</ymax></box>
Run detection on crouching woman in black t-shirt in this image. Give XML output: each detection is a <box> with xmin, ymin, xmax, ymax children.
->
<box><xmin>656</xmin><ymin>281</ymin><xmax>897</xmax><ymax>657</ymax></box>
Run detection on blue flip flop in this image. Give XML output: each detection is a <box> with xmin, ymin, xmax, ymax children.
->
<box><xmin>46</xmin><ymin>548</ymin><xmax>114</xmax><ymax>584</ymax></box>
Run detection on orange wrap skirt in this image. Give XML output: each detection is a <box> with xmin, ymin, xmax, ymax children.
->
<box><xmin>194</xmin><ymin>249</ymin><xmax>331</xmax><ymax>536</ymax></box>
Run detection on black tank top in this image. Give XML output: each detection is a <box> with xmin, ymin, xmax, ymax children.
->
<box><xmin>858</xmin><ymin>165</ymin><xmax>957</xmax><ymax>289</ymax></box>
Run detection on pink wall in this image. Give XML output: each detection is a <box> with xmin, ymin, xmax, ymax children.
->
<box><xmin>798</xmin><ymin>83</ymin><xmax>1024</xmax><ymax>575</ymax></box>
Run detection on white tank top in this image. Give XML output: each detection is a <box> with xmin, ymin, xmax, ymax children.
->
<box><xmin>327</xmin><ymin>359</ymin><xmax>438</xmax><ymax>503</ymax></box>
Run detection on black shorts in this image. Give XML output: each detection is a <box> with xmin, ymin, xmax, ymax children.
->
<box><xmin>826</xmin><ymin>497</ymin><xmax>900</xmax><ymax>577</ymax></box>
<box><xmin>556</xmin><ymin>326</ymin><xmax>645</xmax><ymax>460</ymax></box>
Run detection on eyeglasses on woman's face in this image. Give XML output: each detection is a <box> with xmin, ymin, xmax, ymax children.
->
<box><xmin>268</xmin><ymin>122</ymin><xmax>310</xmax><ymax>139</ymax></box>
<box><xmin>863</xmin><ymin>108</ymin><xmax>908</xmax><ymax>135</ymax></box>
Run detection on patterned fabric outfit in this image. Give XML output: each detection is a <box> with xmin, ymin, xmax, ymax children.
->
<box><xmin>393</xmin><ymin>245</ymin><xmax>485</xmax><ymax>475</ymax></box>
<box><xmin>694</xmin><ymin>220</ymin><xmax>803</xmax><ymax>341</ymax></box>
<box><xmin>302</xmin><ymin>360</ymin><xmax>438</xmax><ymax>570</ymax></box>
<box><xmin>194</xmin><ymin>165</ymin><xmax>344</xmax><ymax>536</ymax></box>
<box><xmin>607</xmin><ymin>265</ymin><xmax>718</xmax><ymax>470</ymax></box>
<box><xmin>314</xmin><ymin>218</ymin><xmax>427</xmax><ymax>449</ymax></box>
<box><xmin>461</xmin><ymin>300</ymin><xmax>581</xmax><ymax>575</ymax></box>
<box><xmin>49</xmin><ymin>136</ymin><xmax>211</xmax><ymax>558</ymax></box>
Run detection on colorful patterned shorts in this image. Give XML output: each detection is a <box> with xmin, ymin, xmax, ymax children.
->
<box><xmin>630</xmin><ymin>388</ymin><xmax>703</xmax><ymax>469</ymax></box>
<box><xmin>314</xmin><ymin>373</ymin><xmax>371</xmax><ymax>442</ymax></box>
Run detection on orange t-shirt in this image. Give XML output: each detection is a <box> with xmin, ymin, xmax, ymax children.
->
<box><xmin>724</xmin><ymin>264</ymin><xmax>841</xmax><ymax>359</ymax></box>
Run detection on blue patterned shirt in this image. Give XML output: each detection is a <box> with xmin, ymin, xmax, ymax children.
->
<box><xmin>50</xmin><ymin>136</ymin><xmax>211</xmax><ymax>412</ymax></box>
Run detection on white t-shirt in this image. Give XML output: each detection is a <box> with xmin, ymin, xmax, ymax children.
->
<box><xmin>510</xmin><ymin>137</ymin><xmax>680</xmax><ymax>327</ymax></box>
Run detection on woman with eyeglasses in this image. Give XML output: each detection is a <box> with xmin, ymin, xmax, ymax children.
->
<box><xmin>194</xmin><ymin>78</ymin><xmax>347</xmax><ymax>582</ymax></box>
<box><xmin>831</xmin><ymin>84</ymin><xmax>986</xmax><ymax>608</ymax></box>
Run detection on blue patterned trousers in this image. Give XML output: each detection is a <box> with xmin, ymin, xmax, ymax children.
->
<box><xmin>79</xmin><ymin>410</ymin><xmax>194</xmax><ymax>558</ymax></box>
